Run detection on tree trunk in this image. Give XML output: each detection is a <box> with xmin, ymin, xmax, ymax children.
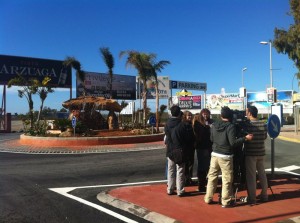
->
<box><xmin>142</xmin><ymin>80</ymin><xmax>148</xmax><ymax>127</ymax></box>
<box><xmin>155</xmin><ymin>85</ymin><xmax>159</xmax><ymax>132</ymax></box>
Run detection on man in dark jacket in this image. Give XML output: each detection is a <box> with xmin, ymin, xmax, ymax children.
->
<box><xmin>164</xmin><ymin>105</ymin><xmax>184</xmax><ymax>196</ymax></box>
<box><xmin>204</xmin><ymin>106</ymin><xmax>253</xmax><ymax>208</ymax></box>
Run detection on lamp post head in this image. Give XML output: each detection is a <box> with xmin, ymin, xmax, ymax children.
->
<box><xmin>260</xmin><ymin>41</ymin><xmax>269</xmax><ymax>45</ymax></box>
<box><xmin>242</xmin><ymin>67</ymin><xmax>247</xmax><ymax>71</ymax></box>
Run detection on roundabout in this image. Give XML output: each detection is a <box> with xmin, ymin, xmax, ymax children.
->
<box><xmin>19</xmin><ymin>132</ymin><xmax>164</xmax><ymax>147</ymax></box>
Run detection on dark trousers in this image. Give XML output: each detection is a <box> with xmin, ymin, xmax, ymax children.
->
<box><xmin>196</xmin><ymin>149</ymin><xmax>211</xmax><ymax>188</ymax></box>
<box><xmin>185</xmin><ymin>148</ymin><xmax>195</xmax><ymax>184</ymax></box>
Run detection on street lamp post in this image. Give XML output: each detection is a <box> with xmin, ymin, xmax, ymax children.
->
<box><xmin>260</xmin><ymin>41</ymin><xmax>273</xmax><ymax>88</ymax></box>
<box><xmin>242</xmin><ymin>67</ymin><xmax>247</xmax><ymax>87</ymax></box>
<box><xmin>241</xmin><ymin>67</ymin><xmax>247</xmax><ymax>110</ymax></box>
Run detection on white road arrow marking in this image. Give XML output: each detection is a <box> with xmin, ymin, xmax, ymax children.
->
<box><xmin>271</xmin><ymin>119</ymin><xmax>279</xmax><ymax>132</ymax></box>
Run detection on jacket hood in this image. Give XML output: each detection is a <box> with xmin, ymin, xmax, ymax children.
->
<box><xmin>213</xmin><ymin>120</ymin><xmax>231</xmax><ymax>132</ymax></box>
<box><xmin>166</xmin><ymin>117</ymin><xmax>181</xmax><ymax>129</ymax></box>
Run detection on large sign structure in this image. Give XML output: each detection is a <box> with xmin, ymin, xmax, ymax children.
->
<box><xmin>170</xmin><ymin>80</ymin><xmax>207</xmax><ymax>91</ymax></box>
<box><xmin>206</xmin><ymin>93</ymin><xmax>243</xmax><ymax>114</ymax></box>
<box><xmin>77</xmin><ymin>72</ymin><xmax>136</xmax><ymax>100</ymax></box>
<box><xmin>0</xmin><ymin>55</ymin><xmax>72</xmax><ymax>88</ymax></box>
<box><xmin>137</xmin><ymin>76</ymin><xmax>170</xmax><ymax>99</ymax></box>
<box><xmin>170</xmin><ymin>95</ymin><xmax>202</xmax><ymax>110</ymax></box>
<box><xmin>247</xmin><ymin>90</ymin><xmax>293</xmax><ymax>114</ymax></box>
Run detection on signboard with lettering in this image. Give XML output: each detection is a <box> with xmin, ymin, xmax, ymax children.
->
<box><xmin>170</xmin><ymin>95</ymin><xmax>202</xmax><ymax>110</ymax></box>
<box><xmin>137</xmin><ymin>76</ymin><xmax>170</xmax><ymax>99</ymax></box>
<box><xmin>179</xmin><ymin>100</ymin><xmax>193</xmax><ymax>109</ymax></box>
<box><xmin>77</xmin><ymin>72</ymin><xmax>136</xmax><ymax>99</ymax></box>
<box><xmin>206</xmin><ymin>93</ymin><xmax>243</xmax><ymax>114</ymax></box>
<box><xmin>0</xmin><ymin>55</ymin><xmax>72</xmax><ymax>88</ymax></box>
<box><xmin>170</xmin><ymin>80</ymin><xmax>207</xmax><ymax>91</ymax></box>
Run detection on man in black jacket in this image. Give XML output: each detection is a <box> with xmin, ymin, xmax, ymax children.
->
<box><xmin>164</xmin><ymin>105</ymin><xmax>184</xmax><ymax>196</ymax></box>
<box><xmin>204</xmin><ymin>106</ymin><xmax>253</xmax><ymax>207</ymax></box>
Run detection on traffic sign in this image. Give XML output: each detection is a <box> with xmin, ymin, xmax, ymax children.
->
<box><xmin>267</xmin><ymin>114</ymin><xmax>281</xmax><ymax>138</ymax></box>
<box><xmin>72</xmin><ymin>116</ymin><xmax>77</xmax><ymax>128</ymax></box>
<box><xmin>149</xmin><ymin>116</ymin><xmax>156</xmax><ymax>126</ymax></box>
<box><xmin>170</xmin><ymin>80</ymin><xmax>207</xmax><ymax>91</ymax></box>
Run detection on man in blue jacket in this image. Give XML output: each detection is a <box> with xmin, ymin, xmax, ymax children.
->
<box><xmin>204</xmin><ymin>106</ymin><xmax>253</xmax><ymax>208</ymax></box>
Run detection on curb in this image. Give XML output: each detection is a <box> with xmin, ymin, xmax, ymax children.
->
<box><xmin>278</xmin><ymin>135</ymin><xmax>300</xmax><ymax>143</ymax></box>
<box><xmin>97</xmin><ymin>191</ymin><xmax>178</xmax><ymax>223</ymax></box>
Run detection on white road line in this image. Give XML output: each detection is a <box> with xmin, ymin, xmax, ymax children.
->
<box><xmin>265</xmin><ymin>167</ymin><xmax>300</xmax><ymax>176</ymax></box>
<box><xmin>49</xmin><ymin>180</ymin><xmax>167</xmax><ymax>223</ymax></box>
<box><xmin>49</xmin><ymin>187</ymin><xmax>138</xmax><ymax>223</ymax></box>
<box><xmin>279</xmin><ymin>165</ymin><xmax>300</xmax><ymax>172</ymax></box>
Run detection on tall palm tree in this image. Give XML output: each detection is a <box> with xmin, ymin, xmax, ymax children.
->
<box><xmin>36</xmin><ymin>77</ymin><xmax>54</xmax><ymax>122</ymax></box>
<box><xmin>100</xmin><ymin>47</ymin><xmax>114</xmax><ymax>99</ymax></box>
<box><xmin>119</xmin><ymin>50</ymin><xmax>155</xmax><ymax>126</ymax></box>
<box><xmin>63</xmin><ymin>56</ymin><xmax>85</xmax><ymax>96</ymax></box>
<box><xmin>7</xmin><ymin>74</ymin><xmax>39</xmax><ymax>129</ymax></box>
<box><xmin>149</xmin><ymin>59</ymin><xmax>170</xmax><ymax>132</ymax></box>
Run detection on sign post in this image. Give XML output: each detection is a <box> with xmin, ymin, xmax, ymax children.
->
<box><xmin>149</xmin><ymin>115</ymin><xmax>156</xmax><ymax>134</ymax></box>
<box><xmin>267</xmin><ymin>114</ymin><xmax>281</xmax><ymax>178</ymax></box>
<box><xmin>72</xmin><ymin>116</ymin><xmax>77</xmax><ymax>137</ymax></box>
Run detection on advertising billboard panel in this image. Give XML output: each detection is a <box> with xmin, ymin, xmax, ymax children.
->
<box><xmin>137</xmin><ymin>76</ymin><xmax>170</xmax><ymax>99</ymax></box>
<box><xmin>170</xmin><ymin>95</ymin><xmax>202</xmax><ymax>110</ymax></box>
<box><xmin>77</xmin><ymin>72</ymin><xmax>136</xmax><ymax>100</ymax></box>
<box><xmin>206</xmin><ymin>93</ymin><xmax>243</xmax><ymax>114</ymax></box>
<box><xmin>247</xmin><ymin>90</ymin><xmax>293</xmax><ymax>114</ymax></box>
<box><xmin>0</xmin><ymin>55</ymin><xmax>71</xmax><ymax>88</ymax></box>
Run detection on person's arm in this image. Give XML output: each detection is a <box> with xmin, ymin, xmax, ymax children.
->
<box><xmin>227</xmin><ymin>124</ymin><xmax>246</xmax><ymax>147</ymax></box>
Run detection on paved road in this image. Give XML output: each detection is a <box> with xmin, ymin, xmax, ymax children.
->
<box><xmin>0</xmin><ymin>133</ymin><xmax>299</xmax><ymax>223</ymax></box>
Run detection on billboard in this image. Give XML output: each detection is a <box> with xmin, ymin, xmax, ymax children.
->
<box><xmin>170</xmin><ymin>95</ymin><xmax>202</xmax><ymax>110</ymax></box>
<box><xmin>137</xmin><ymin>76</ymin><xmax>170</xmax><ymax>99</ymax></box>
<box><xmin>170</xmin><ymin>80</ymin><xmax>207</xmax><ymax>91</ymax></box>
<box><xmin>0</xmin><ymin>55</ymin><xmax>71</xmax><ymax>88</ymax></box>
<box><xmin>247</xmin><ymin>90</ymin><xmax>293</xmax><ymax>114</ymax></box>
<box><xmin>77</xmin><ymin>72</ymin><xmax>136</xmax><ymax>100</ymax></box>
<box><xmin>206</xmin><ymin>93</ymin><xmax>243</xmax><ymax>114</ymax></box>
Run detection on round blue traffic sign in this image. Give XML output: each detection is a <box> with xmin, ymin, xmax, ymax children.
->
<box><xmin>149</xmin><ymin>116</ymin><xmax>156</xmax><ymax>126</ymax></box>
<box><xmin>72</xmin><ymin>116</ymin><xmax>77</xmax><ymax>128</ymax></box>
<box><xmin>267</xmin><ymin>115</ymin><xmax>281</xmax><ymax>138</ymax></box>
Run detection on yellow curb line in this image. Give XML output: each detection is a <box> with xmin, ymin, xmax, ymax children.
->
<box><xmin>278</xmin><ymin>135</ymin><xmax>300</xmax><ymax>143</ymax></box>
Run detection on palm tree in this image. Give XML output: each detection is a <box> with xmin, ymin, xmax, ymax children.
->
<box><xmin>100</xmin><ymin>47</ymin><xmax>114</xmax><ymax>99</ymax></box>
<box><xmin>7</xmin><ymin>74</ymin><xmax>39</xmax><ymax>129</ymax></box>
<box><xmin>36</xmin><ymin>77</ymin><xmax>54</xmax><ymax>122</ymax></box>
<box><xmin>119</xmin><ymin>50</ymin><xmax>156</xmax><ymax>126</ymax></box>
<box><xmin>149</xmin><ymin>59</ymin><xmax>170</xmax><ymax>132</ymax></box>
<box><xmin>63</xmin><ymin>56</ymin><xmax>85</xmax><ymax>96</ymax></box>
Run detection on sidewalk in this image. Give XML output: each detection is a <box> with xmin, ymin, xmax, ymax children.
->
<box><xmin>96</xmin><ymin>127</ymin><xmax>300</xmax><ymax>223</ymax></box>
<box><xmin>98</xmin><ymin>172</ymin><xmax>300</xmax><ymax>223</ymax></box>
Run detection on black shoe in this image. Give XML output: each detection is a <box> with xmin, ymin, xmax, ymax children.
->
<box><xmin>198</xmin><ymin>186</ymin><xmax>206</xmax><ymax>193</ymax></box>
<box><xmin>222</xmin><ymin>200</ymin><xmax>235</xmax><ymax>208</ymax></box>
<box><xmin>178</xmin><ymin>192</ymin><xmax>187</xmax><ymax>197</ymax></box>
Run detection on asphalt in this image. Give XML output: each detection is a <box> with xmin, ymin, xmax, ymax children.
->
<box><xmin>1</xmin><ymin>126</ymin><xmax>300</xmax><ymax>223</ymax></box>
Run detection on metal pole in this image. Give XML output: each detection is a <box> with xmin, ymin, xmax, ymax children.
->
<box><xmin>271</xmin><ymin>138</ymin><xmax>275</xmax><ymax>178</ymax></box>
<box><xmin>242</xmin><ymin>69</ymin><xmax>244</xmax><ymax>87</ymax></box>
<box><xmin>270</xmin><ymin>42</ymin><xmax>273</xmax><ymax>88</ymax></box>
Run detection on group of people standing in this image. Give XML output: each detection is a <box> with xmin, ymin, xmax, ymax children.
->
<box><xmin>164</xmin><ymin>105</ymin><xmax>269</xmax><ymax>208</ymax></box>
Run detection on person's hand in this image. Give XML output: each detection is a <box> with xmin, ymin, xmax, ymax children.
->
<box><xmin>245</xmin><ymin>134</ymin><xmax>253</xmax><ymax>141</ymax></box>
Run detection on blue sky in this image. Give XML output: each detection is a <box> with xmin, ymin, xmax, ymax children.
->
<box><xmin>0</xmin><ymin>0</ymin><xmax>298</xmax><ymax>114</ymax></box>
